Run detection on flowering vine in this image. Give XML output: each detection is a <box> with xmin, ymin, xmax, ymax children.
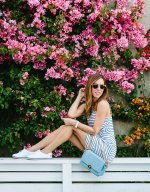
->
<box><xmin>0</xmin><ymin>0</ymin><xmax>150</xmax><ymax>157</ymax></box>
<box><xmin>0</xmin><ymin>0</ymin><xmax>150</xmax><ymax>93</ymax></box>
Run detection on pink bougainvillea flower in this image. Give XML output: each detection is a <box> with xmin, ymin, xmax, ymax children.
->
<box><xmin>24</xmin><ymin>144</ymin><xmax>32</xmax><ymax>149</ymax></box>
<box><xmin>59</xmin><ymin>110</ymin><xmax>68</xmax><ymax>118</ymax></box>
<box><xmin>22</xmin><ymin>72</ymin><xmax>29</xmax><ymax>80</ymax></box>
<box><xmin>19</xmin><ymin>79</ymin><xmax>25</xmax><ymax>85</ymax></box>
<box><xmin>52</xmin><ymin>149</ymin><xmax>63</xmax><ymax>157</ymax></box>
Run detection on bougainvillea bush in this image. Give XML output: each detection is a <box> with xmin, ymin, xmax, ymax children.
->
<box><xmin>0</xmin><ymin>0</ymin><xmax>150</xmax><ymax>157</ymax></box>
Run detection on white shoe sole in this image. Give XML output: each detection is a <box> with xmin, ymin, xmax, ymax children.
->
<box><xmin>12</xmin><ymin>156</ymin><xmax>28</xmax><ymax>159</ymax></box>
<box><xmin>27</xmin><ymin>156</ymin><xmax>52</xmax><ymax>160</ymax></box>
<box><xmin>27</xmin><ymin>158</ymin><xmax>52</xmax><ymax>160</ymax></box>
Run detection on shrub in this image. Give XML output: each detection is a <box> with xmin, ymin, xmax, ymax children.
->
<box><xmin>0</xmin><ymin>0</ymin><xmax>150</xmax><ymax>157</ymax></box>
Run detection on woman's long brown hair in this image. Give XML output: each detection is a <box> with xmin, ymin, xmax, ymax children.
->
<box><xmin>84</xmin><ymin>73</ymin><xmax>108</xmax><ymax>117</ymax></box>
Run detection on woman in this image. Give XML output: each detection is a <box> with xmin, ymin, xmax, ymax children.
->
<box><xmin>12</xmin><ymin>73</ymin><xmax>117</xmax><ymax>163</ymax></box>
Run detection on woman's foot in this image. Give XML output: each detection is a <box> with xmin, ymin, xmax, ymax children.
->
<box><xmin>12</xmin><ymin>149</ymin><xmax>35</xmax><ymax>159</ymax></box>
<box><xmin>27</xmin><ymin>150</ymin><xmax>52</xmax><ymax>159</ymax></box>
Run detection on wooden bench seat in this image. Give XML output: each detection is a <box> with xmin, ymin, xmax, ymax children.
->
<box><xmin>0</xmin><ymin>158</ymin><xmax>150</xmax><ymax>192</ymax></box>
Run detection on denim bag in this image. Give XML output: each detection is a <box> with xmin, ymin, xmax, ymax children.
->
<box><xmin>80</xmin><ymin>135</ymin><xmax>107</xmax><ymax>176</ymax></box>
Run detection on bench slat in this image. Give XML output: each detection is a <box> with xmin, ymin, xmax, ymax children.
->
<box><xmin>1</xmin><ymin>183</ymin><xmax>150</xmax><ymax>192</ymax></box>
<box><xmin>72</xmin><ymin>164</ymin><xmax>150</xmax><ymax>171</ymax></box>
<box><xmin>1</xmin><ymin>172</ymin><xmax>149</xmax><ymax>182</ymax></box>
<box><xmin>0</xmin><ymin>157</ymin><xmax>150</xmax><ymax>164</ymax></box>
<box><xmin>0</xmin><ymin>164</ymin><xmax>62</xmax><ymax>171</ymax></box>
<box><xmin>73</xmin><ymin>183</ymin><xmax>150</xmax><ymax>192</ymax></box>
<box><xmin>1</xmin><ymin>163</ymin><xmax>150</xmax><ymax>172</ymax></box>
<box><xmin>0</xmin><ymin>184</ymin><xmax>62</xmax><ymax>192</ymax></box>
<box><xmin>0</xmin><ymin>172</ymin><xmax>62</xmax><ymax>182</ymax></box>
<box><xmin>72</xmin><ymin>172</ymin><xmax>150</xmax><ymax>182</ymax></box>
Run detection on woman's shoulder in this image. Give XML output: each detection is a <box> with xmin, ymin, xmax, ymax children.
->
<box><xmin>97</xmin><ymin>99</ymin><xmax>110</xmax><ymax>108</ymax></box>
<box><xmin>97</xmin><ymin>100</ymin><xmax>111</xmax><ymax>116</ymax></box>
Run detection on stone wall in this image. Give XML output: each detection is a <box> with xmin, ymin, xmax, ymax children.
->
<box><xmin>138</xmin><ymin>0</ymin><xmax>150</xmax><ymax>98</ymax></box>
<box><xmin>114</xmin><ymin>0</ymin><xmax>150</xmax><ymax>136</ymax></box>
<box><xmin>141</xmin><ymin>0</ymin><xmax>150</xmax><ymax>30</ymax></box>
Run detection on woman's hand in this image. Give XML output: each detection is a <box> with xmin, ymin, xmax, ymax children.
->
<box><xmin>77</xmin><ymin>88</ymin><xmax>85</xmax><ymax>100</ymax></box>
<box><xmin>61</xmin><ymin>118</ymin><xmax>77</xmax><ymax>126</ymax></box>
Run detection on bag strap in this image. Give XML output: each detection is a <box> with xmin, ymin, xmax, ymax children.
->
<box><xmin>86</xmin><ymin>135</ymin><xmax>108</xmax><ymax>166</ymax></box>
<box><xmin>86</xmin><ymin>135</ymin><xmax>93</xmax><ymax>150</ymax></box>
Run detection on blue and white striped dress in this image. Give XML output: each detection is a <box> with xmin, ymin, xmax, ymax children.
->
<box><xmin>85</xmin><ymin>111</ymin><xmax>117</xmax><ymax>163</ymax></box>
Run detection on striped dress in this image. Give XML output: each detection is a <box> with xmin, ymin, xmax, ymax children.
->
<box><xmin>85</xmin><ymin>111</ymin><xmax>117</xmax><ymax>163</ymax></box>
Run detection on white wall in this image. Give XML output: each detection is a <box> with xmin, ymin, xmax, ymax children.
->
<box><xmin>141</xmin><ymin>0</ymin><xmax>150</xmax><ymax>30</ymax></box>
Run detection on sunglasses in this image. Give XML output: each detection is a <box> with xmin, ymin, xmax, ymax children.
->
<box><xmin>91</xmin><ymin>84</ymin><xmax>106</xmax><ymax>89</ymax></box>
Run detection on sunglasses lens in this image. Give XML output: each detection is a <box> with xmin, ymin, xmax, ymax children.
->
<box><xmin>100</xmin><ymin>85</ymin><xmax>106</xmax><ymax>89</ymax></box>
<box><xmin>92</xmin><ymin>85</ymin><xmax>98</xmax><ymax>89</ymax></box>
<box><xmin>92</xmin><ymin>84</ymin><xmax>106</xmax><ymax>89</ymax></box>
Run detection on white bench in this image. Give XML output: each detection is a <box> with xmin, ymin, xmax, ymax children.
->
<box><xmin>0</xmin><ymin>158</ymin><xmax>150</xmax><ymax>192</ymax></box>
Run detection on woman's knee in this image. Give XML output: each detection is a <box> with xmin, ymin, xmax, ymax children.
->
<box><xmin>60</xmin><ymin>125</ymin><xmax>74</xmax><ymax>130</ymax></box>
<box><xmin>69</xmin><ymin>132</ymin><xmax>76</xmax><ymax>140</ymax></box>
<box><xmin>60</xmin><ymin>125</ymin><xmax>73</xmax><ymax>129</ymax></box>
<box><xmin>63</xmin><ymin>125</ymin><xmax>74</xmax><ymax>136</ymax></box>
<box><xmin>59</xmin><ymin>125</ymin><xmax>74</xmax><ymax>137</ymax></box>
<box><xmin>59</xmin><ymin>125</ymin><xmax>65</xmax><ymax>129</ymax></box>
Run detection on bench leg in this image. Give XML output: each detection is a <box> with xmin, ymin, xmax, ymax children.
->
<box><xmin>63</xmin><ymin>163</ymin><xmax>72</xmax><ymax>192</ymax></box>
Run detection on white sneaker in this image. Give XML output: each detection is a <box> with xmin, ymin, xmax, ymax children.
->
<box><xmin>12</xmin><ymin>149</ymin><xmax>35</xmax><ymax>159</ymax></box>
<box><xmin>27</xmin><ymin>150</ymin><xmax>52</xmax><ymax>159</ymax></box>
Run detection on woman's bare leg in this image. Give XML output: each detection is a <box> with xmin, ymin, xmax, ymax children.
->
<box><xmin>41</xmin><ymin>126</ymin><xmax>86</xmax><ymax>153</ymax></box>
<box><xmin>69</xmin><ymin>134</ymin><xmax>84</xmax><ymax>152</ymax></box>
<box><xmin>42</xmin><ymin>125</ymin><xmax>74</xmax><ymax>153</ymax></box>
<box><xmin>28</xmin><ymin>125</ymin><xmax>65</xmax><ymax>152</ymax></box>
<box><xmin>73</xmin><ymin>127</ymin><xmax>87</xmax><ymax>147</ymax></box>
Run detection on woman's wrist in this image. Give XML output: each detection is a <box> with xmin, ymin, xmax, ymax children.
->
<box><xmin>76</xmin><ymin>95</ymin><xmax>83</xmax><ymax>101</ymax></box>
<box><xmin>75</xmin><ymin>120</ymin><xmax>79</xmax><ymax>128</ymax></box>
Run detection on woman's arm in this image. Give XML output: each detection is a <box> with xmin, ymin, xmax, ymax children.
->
<box><xmin>62</xmin><ymin>117</ymin><xmax>94</xmax><ymax>134</ymax></box>
<box><xmin>74</xmin><ymin>100</ymin><xmax>110</xmax><ymax>135</ymax></box>
<box><xmin>68</xmin><ymin>88</ymin><xmax>85</xmax><ymax>118</ymax></box>
<box><xmin>76</xmin><ymin>100</ymin><xmax>110</xmax><ymax>135</ymax></box>
<box><xmin>76</xmin><ymin>121</ymin><xmax>95</xmax><ymax>134</ymax></box>
<box><xmin>62</xmin><ymin>100</ymin><xmax>110</xmax><ymax>135</ymax></box>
